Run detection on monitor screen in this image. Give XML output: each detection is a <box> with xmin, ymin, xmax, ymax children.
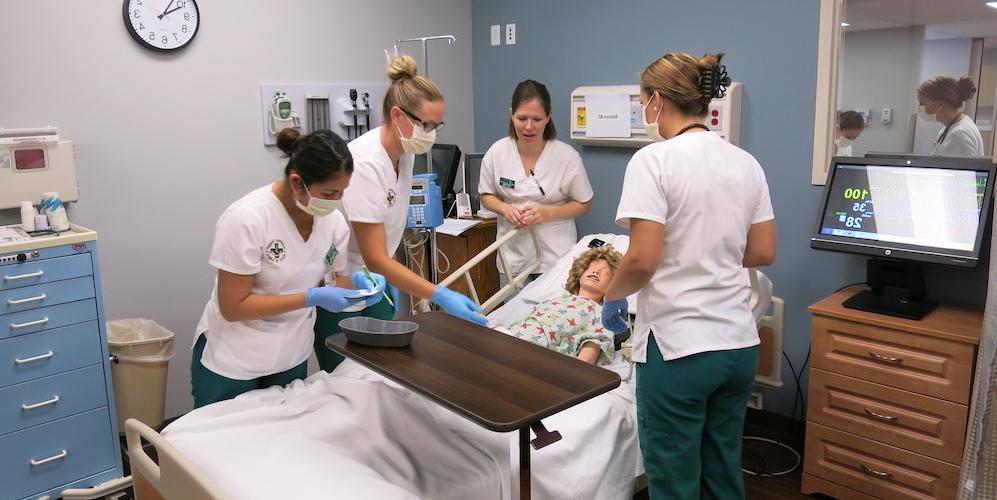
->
<box><xmin>413</xmin><ymin>144</ymin><xmax>461</xmax><ymax>196</ymax></box>
<box><xmin>812</xmin><ymin>156</ymin><xmax>995</xmax><ymax>267</ymax></box>
<box><xmin>463</xmin><ymin>153</ymin><xmax>483</xmax><ymax>212</ymax></box>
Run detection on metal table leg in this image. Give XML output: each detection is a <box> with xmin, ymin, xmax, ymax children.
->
<box><xmin>519</xmin><ymin>427</ymin><xmax>530</xmax><ymax>500</ymax></box>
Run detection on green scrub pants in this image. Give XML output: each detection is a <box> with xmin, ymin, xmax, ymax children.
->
<box><xmin>636</xmin><ymin>332</ymin><xmax>758</xmax><ymax>500</ymax></box>
<box><xmin>313</xmin><ymin>300</ymin><xmax>395</xmax><ymax>372</ymax></box>
<box><xmin>189</xmin><ymin>334</ymin><xmax>307</xmax><ymax>409</ymax></box>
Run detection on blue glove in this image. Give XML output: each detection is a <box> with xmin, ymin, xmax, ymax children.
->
<box><xmin>350</xmin><ymin>270</ymin><xmax>386</xmax><ymax>294</ymax></box>
<box><xmin>601</xmin><ymin>297</ymin><xmax>629</xmax><ymax>334</ymax></box>
<box><xmin>431</xmin><ymin>286</ymin><xmax>488</xmax><ymax>326</ymax></box>
<box><xmin>305</xmin><ymin>286</ymin><xmax>368</xmax><ymax>313</ymax></box>
<box><xmin>386</xmin><ymin>284</ymin><xmax>400</xmax><ymax>313</ymax></box>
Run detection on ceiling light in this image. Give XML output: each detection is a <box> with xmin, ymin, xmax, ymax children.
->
<box><xmin>840</xmin><ymin>21</ymin><xmax>850</xmax><ymax>27</ymax></box>
<box><xmin>987</xmin><ymin>2</ymin><xmax>997</xmax><ymax>10</ymax></box>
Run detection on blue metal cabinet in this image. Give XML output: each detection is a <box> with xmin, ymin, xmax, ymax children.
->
<box><xmin>0</xmin><ymin>228</ymin><xmax>124</xmax><ymax>500</ymax></box>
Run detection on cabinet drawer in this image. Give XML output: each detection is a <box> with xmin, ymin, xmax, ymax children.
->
<box><xmin>0</xmin><ymin>277</ymin><xmax>95</xmax><ymax>315</ymax></box>
<box><xmin>0</xmin><ymin>365</ymin><xmax>107</xmax><ymax>435</ymax></box>
<box><xmin>804</xmin><ymin>422</ymin><xmax>959</xmax><ymax>499</ymax></box>
<box><xmin>1</xmin><ymin>299</ymin><xmax>98</xmax><ymax>339</ymax></box>
<box><xmin>0</xmin><ymin>321</ymin><xmax>103</xmax><ymax>388</ymax></box>
<box><xmin>811</xmin><ymin>315</ymin><xmax>975</xmax><ymax>404</ymax></box>
<box><xmin>0</xmin><ymin>407</ymin><xmax>116</xmax><ymax>500</ymax></box>
<box><xmin>807</xmin><ymin>368</ymin><xmax>968</xmax><ymax>464</ymax></box>
<box><xmin>0</xmin><ymin>254</ymin><xmax>93</xmax><ymax>291</ymax></box>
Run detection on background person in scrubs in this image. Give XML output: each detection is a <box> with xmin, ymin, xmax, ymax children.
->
<box><xmin>601</xmin><ymin>52</ymin><xmax>776</xmax><ymax>499</ymax></box>
<box><xmin>834</xmin><ymin>110</ymin><xmax>864</xmax><ymax>156</ymax></box>
<box><xmin>479</xmin><ymin>79</ymin><xmax>593</xmax><ymax>285</ymax></box>
<box><xmin>313</xmin><ymin>55</ymin><xmax>487</xmax><ymax>373</ymax></box>
<box><xmin>918</xmin><ymin>75</ymin><xmax>985</xmax><ymax>156</ymax></box>
<box><xmin>191</xmin><ymin>129</ymin><xmax>384</xmax><ymax>408</ymax></box>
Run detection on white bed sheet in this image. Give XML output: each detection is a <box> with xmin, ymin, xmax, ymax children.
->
<box><xmin>162</xmin><ymin>357</ymin><xmax>639</xmax><ymax>500</ymax></box>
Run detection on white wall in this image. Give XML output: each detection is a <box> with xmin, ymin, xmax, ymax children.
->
<box><xmin>913</xmin><ymin>38</ymin><xmax>974</xmax><ymax>153</ymax></box>
<box><xmin>840</xmin><ymin>26</ymin><xmax>924</xmax><ymax>157</ymax></box>
<box><xmin>0</xmin><ymin>0</ymin><xmax>474</xmax><ymax>419</ymax></box>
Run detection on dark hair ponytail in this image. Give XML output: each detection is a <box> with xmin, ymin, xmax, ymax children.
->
<box><xmin>276</xmin><ymin>128</ymin><xmax>353</xmax><ymax>185</ymax></box>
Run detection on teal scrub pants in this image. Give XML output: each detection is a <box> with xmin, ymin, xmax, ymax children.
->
<box><xmin>313</xmin><ymin>300</ymin><xmax>395</xmax><ymax>372</ymax></box>
<box><xmin>189</xmin><ymin>334</ymin><xmax>307</xmax><ymax>409</ymax></box>
<box><xmin>636</xmin><ymin>332</ymin><xmax>758</xmax><ymax>500</ymax></box>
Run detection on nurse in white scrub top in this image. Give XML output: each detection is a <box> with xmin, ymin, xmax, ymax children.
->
<box><xmin>917</xmin><ymin>75</ymin><xmax>986</xmax><ymax>157</ymax></box>
<box><xmin>313</xmin><ymin>55</ymin><xmax>487</xmax><ymax>373</ymax></box>
<box><xmin>191</xmin><ymin>129</ymin><xmax>386</xmax><ymax>408</ymax></box>
<box><xmin>600</xmin><ymin>52</ymin><xmax>776</xmax><ymax>499</ymax></box>
<box><xmin>479</xmin><ymin>80</ymin><xmax>593</xmax><ymax>283</ymax></box>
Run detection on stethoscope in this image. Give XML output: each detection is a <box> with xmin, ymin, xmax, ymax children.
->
<box><xmin>673</xmin><ymin>123</ymin><xmax>710</xmax><ymax>137</ymax></box>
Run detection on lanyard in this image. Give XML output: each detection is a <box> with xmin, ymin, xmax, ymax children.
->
<box><xmin>675</xmin><ymin>123</ymin><xmax>710</xmax><ymax>137</ymax></box>
<box><xmin>936</xmin><ymin>114</ymin><xmax>963</xmax><ymax>147</ymax></box>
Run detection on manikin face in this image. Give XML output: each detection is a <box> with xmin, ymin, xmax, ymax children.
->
<box><xmin>578</xmin><ymin>259</ymin><xmax>614</xmax><ymax>299</ymax></box>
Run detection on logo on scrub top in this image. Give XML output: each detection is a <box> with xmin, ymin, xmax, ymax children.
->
<box><xmin>386</xmin><ymin>189</ymin><xmax>397</xmax><ymax>207</ymax></box>
<box><xmin>265</xmin><ymin>239</ymin><xmax>287</xmax><ymax>263</ymax></box>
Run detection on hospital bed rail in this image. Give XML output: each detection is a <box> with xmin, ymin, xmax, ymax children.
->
<box><xmin>124</xmin><ymin>418</ymin><xmax>231</xmax><ymax>500</ymax></box>
<box><xmin>418</xmin><ymin>227</ymin><xmax>542</xmax><ymax>315</ymax></box>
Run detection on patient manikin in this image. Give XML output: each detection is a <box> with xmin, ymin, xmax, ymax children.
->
<box><xmin>500</xmin><ymin>246</ymin><xmax>622</xmax><ymax>364</ymax></box>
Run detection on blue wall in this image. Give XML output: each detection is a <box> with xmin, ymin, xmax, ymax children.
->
<box><xmin>472</xmin><ymin>0</ymin><xmax>988</xmax><ymax>417</ymax></box>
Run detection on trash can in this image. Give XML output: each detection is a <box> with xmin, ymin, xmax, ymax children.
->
<box><xmin>107</xmin><ymin>319</ymin><xmax>175</xmax><ymax>432</ymax></box>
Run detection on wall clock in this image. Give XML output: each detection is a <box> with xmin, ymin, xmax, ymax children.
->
<box><xmin>123</xmin><ymin>0</ymin><xmax>199</xmax><ymax>52</ymax></box>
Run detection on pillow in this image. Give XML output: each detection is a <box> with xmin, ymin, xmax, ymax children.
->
<box><xmin>518</xmin><ymin>234</ymin><xmax>632</xmax><ymax>310</ymax></box>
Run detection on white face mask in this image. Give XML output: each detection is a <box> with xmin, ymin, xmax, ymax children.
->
<box><xmin>294</xmin><ymin>180</ymin><xmax>339</xmax><ymax>217</ymax></box>
<box><xmin>398</xmin><ymin>115</ymin><xmax>437</xmax><ymax>155</ymax></box>
<box><xmin>642</xmin><ymin>92</ymin><xmax>665</xmax><ymax>142</ymax></box>
<box><xmin>917</xmin><ymin>105</ymin><xmax>937</xmax><ymax>123</ymax></box>
<box><xmin>834</xmin><ymin>136</ymin><xmax>853</xmax><ymax>149</ymax></box>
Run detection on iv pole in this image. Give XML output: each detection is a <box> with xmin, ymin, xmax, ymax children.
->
<box><xmin>394</xmin><ymin>34</ymin><xmax>455</xmax><ymax>287</ymax></box>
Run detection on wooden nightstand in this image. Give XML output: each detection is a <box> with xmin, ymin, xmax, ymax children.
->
<box><xmin>802</xmin><ymin>285</ymin><xmax>982</xmax><ymax>499</ymax></box>
<box><xmin>436</xmin><ymin>219</ymin><xmax>498</xmax><ymax>299</ymax></box>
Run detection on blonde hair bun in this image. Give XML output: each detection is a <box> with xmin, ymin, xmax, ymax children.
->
<box><xmin>386</xmin><ymin>55</ymin><xmax>419</xmax><ymax>82</ymax></box>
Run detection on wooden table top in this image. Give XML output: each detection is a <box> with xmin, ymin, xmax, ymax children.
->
<box><xmin>326</xmin><ymin>311</ymin><xmax>621</xmax><ymax>432</ymax></box>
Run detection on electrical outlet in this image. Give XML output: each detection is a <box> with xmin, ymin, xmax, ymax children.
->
<box><xmin>505</xmin><ymin>23</ymin><xmax>516</xmax><ymax>45</ymax></box>
<box><xmin>490</xmin><ymin>25</ymin><xmax>500</xmax><ymax>46</ymax></box>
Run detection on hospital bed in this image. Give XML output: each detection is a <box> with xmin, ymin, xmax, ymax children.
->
<box><xmin>126</xmin><ymin>231</ymin><xmax>783</xmax><ymax>500</ymax></box>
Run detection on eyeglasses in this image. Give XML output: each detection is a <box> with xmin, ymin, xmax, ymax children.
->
<box><xmin>399</xmin><ymin>107</ymin><xmax>445</xmax><ymax>133</ymax></box>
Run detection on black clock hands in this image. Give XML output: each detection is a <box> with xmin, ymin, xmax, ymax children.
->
<box><xmin>158</xmin><ymin>0</ymin><xmax>175</xmax><ymax>19</ymax></box>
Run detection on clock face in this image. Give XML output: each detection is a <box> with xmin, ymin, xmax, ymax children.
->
<box><xmin>123</xmin><ymin>0</ymin><xmax>199</xmax><ymax>52</ymax></box>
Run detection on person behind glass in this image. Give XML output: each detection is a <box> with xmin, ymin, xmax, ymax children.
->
<box><xmin>312</xmin><ymin>55</ymin><xmax>488</xmax><ymax>373</ymax></box>
<box><xmin>600</xmin><ymin>52</ymin><xmax>776</xmax><ymax>499</ymax></box>
<box><xmin>917</xmin><ymin>75</ymin><xmax>985</xmax><ymax>156</ymax></box>
<box><xmin>834</xmin><ymin>110</ymin><xmax>864</xmax><ymax>156</ymax></box>
<box><xmin>190</xmin><ymin>129</ymin><xmax>385</xmax><ymax>409</ymax></box>
<box><xmin>479</xmin><ymin>80</ymin><xmax>594</xmax><ymax>286</ymax></box>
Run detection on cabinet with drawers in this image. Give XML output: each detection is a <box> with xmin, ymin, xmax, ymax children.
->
<box><xmin>802</xmin><ymin>285</ymin><xmax>982</xmax><ymax>500</ymax></box>
<box><xmin>0</xmin><ymin>226</ymin><xmax>123</xmax><ymax>500</ymax></box>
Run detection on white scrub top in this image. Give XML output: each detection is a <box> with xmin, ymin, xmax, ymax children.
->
<box><xmin>836</xmin><ymin>144</ymin><xmax>853</xmax><ymax>157</ymax></box>
<box><xmin>615</xmin><ymin>132</ymin><xmax>774</xmax><ymax>363</ymax></box>
<box><xmin>341</xmin><ymin>127</ymin><xmax>415</xmax><ymax>272</ymax></box>
<box><xmin>932</xmin><ymin>115</ymin><xmax>985</xmax><ymax>157</ymax></box>
<box><xmin>478</xmin><ymin>137</ymin><xmax>594</xmax><ymax>275</ymax></box>
<box><xmin>196</xmin><ymin>184</ymin><xmax>351</xmax><ymax>380</ymax></box>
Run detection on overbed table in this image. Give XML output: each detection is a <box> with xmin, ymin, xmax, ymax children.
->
<box><xmin>326</xmin><ymin>311</ymin><xmax>621</xmax><ymax>499</ymax></box>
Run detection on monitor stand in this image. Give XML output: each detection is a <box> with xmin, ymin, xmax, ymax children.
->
<box><xmin>842</xmin><ymin>258</ymin><xmax>937</xmax><ymax>320</ymax></box>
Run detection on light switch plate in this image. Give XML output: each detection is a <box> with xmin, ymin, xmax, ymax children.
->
<box><xmin>490</xmin><ymin>25</ymin><xmax>500</xmax><ymax>46</ymax></box>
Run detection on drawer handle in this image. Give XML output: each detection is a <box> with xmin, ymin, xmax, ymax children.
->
<box><xmin>22</xmin><ymin>394</ymin><xmax>60</xmax><ymax>410</ymax></box>
<box><xmin>14</xmin><ymin>350</ymin><xmax>54</xmax><ymax>365</ymax></box>
<box><xmin>7</xmin><ymin>293</ymin><xmax>47</xmax><ymax>305</ymax></box>
<box><xmin>859</xmin><ymin>463</ymin><xmax>893</xmax><ymax>479</ymax></box>
<box><xmin>868</xmin><ymin>352</ymin><xmax>903</xmax><ymax>364</ymax></box>
<box><xmin>864</xmin><ymin>409</ymin><xmax>899</xmax><ymax>423</ymax></box>
<box><xmin>30</xmin><ymin>449</ymin><xmax>68</xmax><ymax>466</ymax></box>
<box><xmin>4</xmin><ymin>270</ymin><xmax>44</xmax><ymax>281</ymax></box>
<box><xmin>10</xmin><ymin>317</ymin><xmax>49</xmax><ymax>329</ymax></box>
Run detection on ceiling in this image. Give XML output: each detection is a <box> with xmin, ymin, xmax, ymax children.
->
<box><xmin>844</xmin><ymin>0</ymin><xmax>997</xmax><ymax>44</ymax></box>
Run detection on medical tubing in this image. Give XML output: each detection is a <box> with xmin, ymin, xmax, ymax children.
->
<box><xmin>740</xmin><ymin>436</ymin><xmax>801</xmax><ymax>477</ymax></box>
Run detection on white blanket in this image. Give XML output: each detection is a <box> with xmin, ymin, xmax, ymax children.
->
<box><xmin>163</xmin><ymin>358</ymin><xmax>639</xmax><ymax>500</ymax></box>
